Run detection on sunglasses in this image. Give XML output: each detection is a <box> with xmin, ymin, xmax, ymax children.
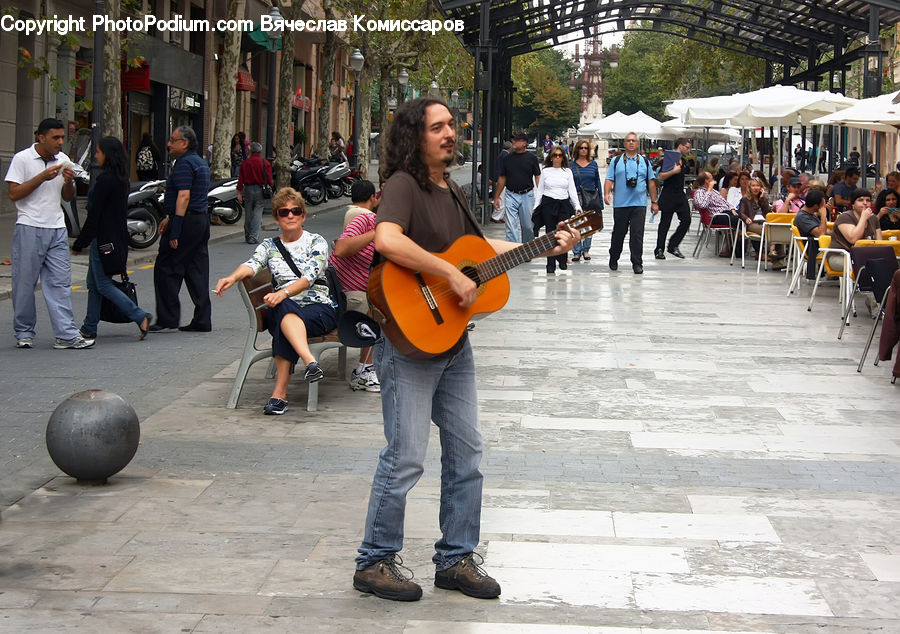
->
<box><xmin>276</xmin><ymin>207</ymin><xmax>304</xmax><ymax>217</ymax></box>
<box><xmin>552</xmin><ymin>153</ymin><xmax>564</xmax><ymax>158</ymax></box>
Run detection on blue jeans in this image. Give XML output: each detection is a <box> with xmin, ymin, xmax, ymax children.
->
<box><xmin>82</xmin><ymin>240</ymin><xmax>149</xmax><ymax>334</ymax></box>
<box><xmin>504</xmin><ymin>189</ymin><xmax>535</xmax><ymax>242</ymax></box>
<box><xmin>572</xmin><ymin>236</ymin><xmax>593</xmax><ymax>257</ymax></box>
<box><xmin>357</xmin><ymin>337</ymin><xmax>483</xmax><ymax>571</ymax></box>
<box><xmin>11</xmin><ymin>224</ymin><xmax>79</xmax><ymax>341</ymax></box>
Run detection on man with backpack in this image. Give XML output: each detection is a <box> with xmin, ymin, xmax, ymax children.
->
<box><xmin>604</xmin><ymin>132</ymin><xmax>659</xmax><ymax>274</ymax></box>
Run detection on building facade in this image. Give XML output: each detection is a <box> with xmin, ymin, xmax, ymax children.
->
<box><xmin>1</xmin><ymin>0</ymin><xmax>353</xmax><ymax>214</ymax></box>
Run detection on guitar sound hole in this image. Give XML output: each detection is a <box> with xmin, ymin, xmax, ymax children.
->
<box><xmin>460</xmin><ymin>265</ymin><xmax>481</xmax><ymax>287</ymax></box>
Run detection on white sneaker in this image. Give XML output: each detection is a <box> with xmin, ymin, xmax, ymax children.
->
<box><xmin>350</xmin><ymin>366</ymin><xmax>381</xmax><ymax>392</ymax></box>
<box><xmin>53</xmin><ymin>336</ymin><xmax>95</xmax><ymax>349</ymax></box>
<box><xmin>16</xmin><ymin>338</ymin><xmax>33</xmax><ymax>349</ymax></box>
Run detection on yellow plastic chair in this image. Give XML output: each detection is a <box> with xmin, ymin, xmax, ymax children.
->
<box><xmin>807</xmin><ymin>234</ymin><xmax>851</xmax><ymax>314</ymax></box>
<box><xmin>854</xmin><ymin>239</ymin><xmax>900</xmax><ymax>257</ymax></box>
<box><xmin>758</xmin><ymin>212</ymin><xmax>797</xmax><ymax>274</ymax></box>
<box><xmin>786</xmin><ymin>225</ymin><xmax>820</xmax><ymax>295</ymax></box>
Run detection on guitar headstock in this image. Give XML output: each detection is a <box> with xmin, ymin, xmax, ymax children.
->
<box><xmin>566</xmin><ymin>210</ymin><xmax>604</xmax><ymax>238</ymax></box>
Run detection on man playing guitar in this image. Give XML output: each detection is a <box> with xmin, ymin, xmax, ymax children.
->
<box><xmin>353</xmin><ymin>98</ymin><xmax>579</xmax><ymax>602</ymax></box>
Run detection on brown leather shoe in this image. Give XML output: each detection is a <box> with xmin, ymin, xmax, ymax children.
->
<box><xmin>434</xmin><ymin>553</ymin><xmax>501</xmax><ymax>599</ymax></box>
<box><xmin>353</xmin><ymin>555</ymin><xmax>422</xmax><ymax>601</ymax></box>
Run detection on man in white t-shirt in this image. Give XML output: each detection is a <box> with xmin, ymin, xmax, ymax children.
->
<box><xmin>4</xmin><ymin>118</ymin><xmax>93</xmax><ymax>349</ymax></box>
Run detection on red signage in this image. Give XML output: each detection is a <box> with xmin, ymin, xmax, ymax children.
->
<box><xmin>121</xmin><ymin>61</ymin><xmax>150</xmax><ymax>92</ymax></box>
<box><xmin>292</xmin><ymin>93</ymin><xmax>311</xmax><ymax>111</ymax></box>
<box><xmin>236</xmin><ymin>70</ymin><xmax>256</xmax><ymax>92</ymax></box>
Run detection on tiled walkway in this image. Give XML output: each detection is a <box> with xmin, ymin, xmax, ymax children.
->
<box><xmin>1</xmin><ymin>218</ymin><xmax>897</xmax><ymax>633</ymax></box>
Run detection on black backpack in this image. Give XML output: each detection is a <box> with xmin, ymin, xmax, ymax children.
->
<box><xmin>610</xmin><ymin>153</ymin><xmax>652</xmax><ymax>191</ymax></box>
<box><xmin>320</xmin><ymin>266</ymin><xmax>347</xmax><ymax>320</ymax></box>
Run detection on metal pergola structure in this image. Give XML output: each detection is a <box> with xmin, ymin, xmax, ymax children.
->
<box><xmin>434</xmin><ymin>0</ymin><xmax>900</xmax><ymax>219</ymax></box>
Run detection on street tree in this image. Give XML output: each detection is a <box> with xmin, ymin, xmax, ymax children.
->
<box><xmin>210</xmin><ymin>0</ymin><xmax>245</xmax><ymax>180</ymax></box>
<box><xmin>511</xmin><ymin>49</ymin><xmax>579</xmax><ymax>136</ymax></box>
<box><xmin>315</xmin><ymin>1</ymin><xmax>339</xmax><ymax>159</ymax></box>
<box><xmin>102</xmin><ymin>0</ymin><xmax>123</xmax><ymax>140</ymax></box>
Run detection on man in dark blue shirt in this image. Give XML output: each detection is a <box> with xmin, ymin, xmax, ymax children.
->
<box><xmin>149</xmin><ymin>126</ymin><xmax>212</xmax><ymax>333</ymax></box>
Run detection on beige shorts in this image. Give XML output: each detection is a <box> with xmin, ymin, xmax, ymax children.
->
<box><xmin>345</xmin><ymin>290</ymin><xmax>370</xmax><ymax>314</ymax></box>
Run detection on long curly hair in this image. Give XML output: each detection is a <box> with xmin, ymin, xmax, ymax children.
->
<box><xmin>380</xmin><ymin>98</ymin><xmax>449</xmax><ymax>191</ymax></box>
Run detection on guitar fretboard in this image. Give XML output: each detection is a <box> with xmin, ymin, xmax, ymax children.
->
<box><xmin>474</xmin><ymin>232</ymin><xmax>559</xmax><ymax>282</ymax></box>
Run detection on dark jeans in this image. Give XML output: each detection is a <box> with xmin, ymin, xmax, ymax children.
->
<box><xmin>656</xmin><ymin>197</ymin><xmax>691</xmax><ymax>251</ymax></box>
<box><xmin>153</xmin><ymin>214</ymin><xmax>212</xmax><ymax>329</ymax></box>
<box><xmin>609</xmin><ymin>206</ymin><xmax>646</xmax><ymax>266</ymax></box>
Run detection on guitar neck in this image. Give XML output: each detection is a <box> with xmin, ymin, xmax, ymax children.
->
<box><xmin>476</xmin><ymin>232</ymin><xmax>559</xmax><ymax>282</ymax></box>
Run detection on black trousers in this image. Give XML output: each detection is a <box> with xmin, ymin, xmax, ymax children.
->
<box><xmin>609</xmin><ymin>206</ymin><xmax>646</xmax><ymax>266</ymax></box>
<box><xmin>535</xmin><ymin>197</ymin><xmax>575</xmax><ymax>272</ymax></box>
<box><xmin>154</xmin><ymin>214</ymin><xmax>212</xmax><ymax>329</ymax></box>
<box><xmin>656</xmin><ymin>196</ymin><xmax>691</xmax><ymax>251</ymax></box>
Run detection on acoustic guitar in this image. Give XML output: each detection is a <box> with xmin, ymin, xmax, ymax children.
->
<box><xmin>368</xmin><ymin>210</ymin><xmax>604</xmax><ymax>359</ymax></box>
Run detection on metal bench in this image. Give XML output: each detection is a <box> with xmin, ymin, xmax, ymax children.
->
<box><xmin>226</xmin><ymin>269</ymin><xmax>346</xmax><ymax>412</ymax></box>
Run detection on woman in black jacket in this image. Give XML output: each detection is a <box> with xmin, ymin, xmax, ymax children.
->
<box><xmin>72</xmin><ymin>136</ymin><xmax>151</xmax><ymax>339</ymax></box>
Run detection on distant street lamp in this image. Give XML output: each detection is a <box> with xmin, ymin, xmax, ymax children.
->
<box><xmin>398</xmin><ymin>68</ymin><xmax>409</xmax><ymax>101</ymax></box>
<box><xmin>349</xmin><ymin>48</ymin><xmax>364</xmax><ymax>168</ymax></box>
<box><xmin>428</xmin><ymin>80</ymin><xmax>440</xmax><ymax>100</ymax></box>
<box><xmin>265</xmin><ymin>4</ymin><xmax>282</xmax><ymax>161</ymax></box>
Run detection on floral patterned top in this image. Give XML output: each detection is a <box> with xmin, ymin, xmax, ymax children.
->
<box><xmin>242</xmin><ymin>233</ymin><xmax>333</xmax><ymax>308</ymax></box>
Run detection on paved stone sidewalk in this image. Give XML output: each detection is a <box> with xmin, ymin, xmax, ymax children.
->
<box><xmin>0</xmin><ymin>218</ymin><xmax>898</xmax><ymax>633</ymax></box>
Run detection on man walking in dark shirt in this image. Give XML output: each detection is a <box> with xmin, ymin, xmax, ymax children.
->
<box><xmin>149</xmin><ymin>126</ymin><xmax>212</xmax><ymax>333</ymax></box>
<box><xmin>492</xmin><ymin>133</ymin><xmax>541</xmax><ymax>242</ymax></box>
<box><xmin>655</xmin><ymin>138</ymin><xmax>692</xmax><ymax>259</ymax></box>
<box><xmin>237</xmin><ymin>142</ymin><xmax>272</xmax><ymax>244</ymax></box>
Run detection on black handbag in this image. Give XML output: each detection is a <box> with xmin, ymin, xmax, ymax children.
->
<box><xmin>574</xmin><ymin>164</ymin><xmax>604</xmax><ymax>230</ymax></box>
<box><xmin>100</xmin><ymin>272</ymin><xmax>138</xmax><ymax>324</ymax></box>
<box><xmin>261</xmin><ymin>159</ymin><xmax>273</xmax><ymax>198</ymax></box>
<box><xmin>98</xmin><ymin>241</ymin><xmax>128</xmax><ymax>276</ymax></box>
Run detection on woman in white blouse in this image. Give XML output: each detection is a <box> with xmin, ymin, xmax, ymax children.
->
<box><xmin>532</xmin><ymin>146</ymin><xmax>582</xmax><ymax>273</ymax></box>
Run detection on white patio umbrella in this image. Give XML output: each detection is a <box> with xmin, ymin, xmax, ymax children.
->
<box><xmin>577</xmin><ymin>111</ymin><xmax>626</xmax><ymax>136</ymax></box>
<box><xmin>809</xmin><ymin>90</ymin><xmax>900</xmax><ymax>132</ymax></box>
<box><xmin>810</xmin><ymin>91</ymin><xmax>900</xmax><ymax>175</ymax></box>
<box><xmin>660</xmin><ymin>119</ymin><xmax>742</xmax><ymax>142</ymax></box>
<box><xmin>670</xmin><ymin>85</ymin><xmax>857</xmax><ymax>127</ymax></box>
<box><xmin>592</xmin><ymin>111</ymin><xmax>666</xmax><ymax>140</ymax></box>
<box><xmin>667</xmin><ymin>86</ymin><xmax>857</xmax><ymax>173</ymax></box>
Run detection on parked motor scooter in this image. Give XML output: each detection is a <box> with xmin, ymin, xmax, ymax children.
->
<box><xmin>126</xmin><ymin>180</ymin><xmax>166</xmax><ymax>249</ymax></box>
<box><xmin>289</xmin><ymin>156</ymin><xmax>327</xmax><ymax>205</ymax></box>
<box><xmin>207</xmin><ymin>178</ymin><xmax>243</xmax><ymax>224</ymax></box>
<box><xmin>340</xmin><ymin>165</ymin><xmax>362</xmax><ymax>197</ymax></box>
<box><xmin>324</xmin><ymin>160</ymin><xmax>351</xmax><ymax>200</ymax></box>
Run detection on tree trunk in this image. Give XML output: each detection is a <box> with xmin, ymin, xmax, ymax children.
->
<box><xmin>315</xmin><ymin>2</ymin><xmax>338</xmax><ymax>158</ymax></box>
<box><xmin>211</xmin><ymin>0</ymin><xmax>245</xmax><ymax>180</ymax></box>
<box><xmin>102</xmin><ymin>0</ymin><xmax>123</xmax><ymax>139</ymax></box>
<box><xmin>355</xmin><ymin>67</ymin><xmax>373</xmax><ymax>179</ymax></box>
<box><xmin>275</xmin><ymin>0</ymin><xmax>300</xmax><ymax>189</ymax></box>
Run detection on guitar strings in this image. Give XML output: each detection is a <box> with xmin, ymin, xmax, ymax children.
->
<box><xmin>407</xmin><ymin>214</ymin><xmax>599</xmax><ymax>305</ymax></box>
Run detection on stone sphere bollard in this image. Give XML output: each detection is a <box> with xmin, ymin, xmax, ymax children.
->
<box><xmin>46</xmin><ymin>390</ymin><xmax>140</xmax><ymax>483</ymax></box>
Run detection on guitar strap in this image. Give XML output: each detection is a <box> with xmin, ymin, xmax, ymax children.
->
<box><xmin>446</xmin><ymin>181</ymin><xmax>484</xmax><ymax>239</ymax></box>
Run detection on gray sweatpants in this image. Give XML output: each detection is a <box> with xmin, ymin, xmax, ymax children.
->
<box><xmin>11</xmin><ymin>224</ymin><xmax>80</xmax><ymax>342</ymax></box>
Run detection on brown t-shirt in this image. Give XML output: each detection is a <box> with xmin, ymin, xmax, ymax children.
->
<box><xmin>375</xmin><ymin>170</ymin><xmax>484</xmax><ymax>356</ymax></box>
<box><xmin>831</xmin><ymin>210</ymin><xmax>879</xmax><ymax>252</ymax></box>
<box><xmin>376</xmin><ymin>171</ymin><xmax>483</xmax><ymax>252</ymax></box>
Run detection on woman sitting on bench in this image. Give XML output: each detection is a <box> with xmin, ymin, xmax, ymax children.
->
<box><xmin>215</xmin><ymin>188</ymin><xmax>337</xmax><ymax>415</ymax></box>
